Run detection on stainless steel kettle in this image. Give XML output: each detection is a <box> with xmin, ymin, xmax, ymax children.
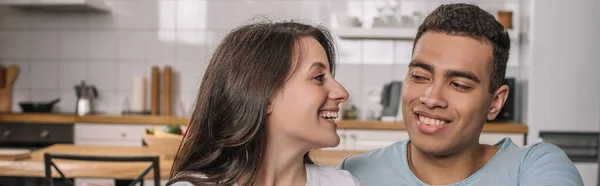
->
<box><xmin>74</xmin><ymin>80</ymin><xmax>98</xmax><ymax>116</ymax></box>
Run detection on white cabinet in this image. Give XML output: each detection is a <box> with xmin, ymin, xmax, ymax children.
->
<box><xmin>74</xmin><ymin>123</ymin><xmax>154</xmax><ymax>146</ymax></box>
<box><xmin>323</xmin><ymin>129</ymin><xmax>526</xmax><ymax>152</ymax></box>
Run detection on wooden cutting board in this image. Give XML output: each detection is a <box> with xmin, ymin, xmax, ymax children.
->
<box><xmin>0</xmin><ymin>148</ymin><xmax>31</xmax><ymax>161</ymax></box>
<box><xmin>163</xmin><ymin>66</ymin><xmax>172</xmax><ymax>116</ymax></box>
<box><xmin>0</xmin><ymin>65</ymin><xmax>6</xmax><ymax>89</ymax></box>
<box><xmin>0</xmin><ymin>65</ymin><xmax>19</xmax><ymax>113</ymax></box>
<box><xmin>151</xmin><ymin>66</ymin><xmax>160</xmax><ymax>115</ymax></box>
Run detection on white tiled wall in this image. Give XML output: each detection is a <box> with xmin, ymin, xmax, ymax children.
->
<box><xmin>0</xmin><ymin>0</ymin><xmax>521</xmax><ymax>119</ymax></box>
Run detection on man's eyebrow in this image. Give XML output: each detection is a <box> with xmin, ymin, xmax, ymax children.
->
<box><xmin>408</xmin><ymin>60</ymin><xmax>434</xmax><ymax>73</ymax></box>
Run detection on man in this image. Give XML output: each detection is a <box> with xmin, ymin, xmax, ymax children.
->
<box><xmin>339</xmin><ymin>3</ymin><xmax>582</xmax><ymax>186</ymax></box>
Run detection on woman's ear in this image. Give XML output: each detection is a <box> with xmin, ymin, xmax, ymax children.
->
<box><xmin>267</xmin><ymin>102</ymin><xmax>273</xmax><ymax>115</ymax></box>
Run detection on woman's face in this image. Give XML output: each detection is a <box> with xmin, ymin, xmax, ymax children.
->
<box><xmin>267</xmin><ymin>37</ymin><xmax>349</xmax><ymax>149</ymax></box>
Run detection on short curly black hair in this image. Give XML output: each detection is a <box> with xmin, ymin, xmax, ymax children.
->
<box><xmin>413</xmin><ymin>3</ymin><xmax>511</xmax><ymax>93</ymax></box>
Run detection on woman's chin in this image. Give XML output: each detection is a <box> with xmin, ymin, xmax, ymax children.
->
<box><xmin>312</xmin><ymin>135</ymin><xmax>341</xmax><ymax>149</ymax></box>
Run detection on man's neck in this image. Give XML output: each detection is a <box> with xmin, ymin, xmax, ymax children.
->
<box><xmin>407</xmin><ymin>141</ymin><xmax>500</xmax><ymax>185</ymax></box>
<box><xmin>250</xmin><ymin>135</ymin><xmax>308</xmax><ymax>186</ymax></box>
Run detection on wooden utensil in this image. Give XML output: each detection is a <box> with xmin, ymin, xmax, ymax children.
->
<box><xmin>151</xmin><ymin>66</ymin><xmax>160</xmax><ymax>115</ymax></box>
<box><xmin>0</xmin><ymin>65</ymin><xmax>6</xmax><ymax>89</ymax></box>
<box><xmin>6</xmin><ymin>65</ymin><xmax>19</xmax><ymax>88</ymax></box>
<box><xmin>0</xmin><ymin>65</ymin><xmax>19</xmax><ymax>113</ymax></box>
<box><xmin>498</xmin><ymin>10</ymin><xmax>513</xmax><ymax>29</ymax></box>
<box><xmin>163</xmin><ymin>66</ymin><xmax>172</xmax><ymax>116</ymax></box>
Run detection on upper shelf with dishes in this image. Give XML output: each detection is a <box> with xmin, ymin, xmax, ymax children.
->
<box><xmin>0</xmin><ymin>0</ymin><xmax>110</xmax><ymax>13</ymax></box>
<box><xmin>331</xmin><ymin>0</ymin><xmax>520</xmax><ymax>41</ymax></box>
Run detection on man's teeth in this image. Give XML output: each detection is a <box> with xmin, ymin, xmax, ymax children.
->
<box><xmin>320</xmin><ymin>112</ymin><xmax>338</xmax><ymax>121</ymax></box>
<box><xmin>419</xmin><ymin>115</ymin><xmax>447</xmax><ymax>126</ymax></box>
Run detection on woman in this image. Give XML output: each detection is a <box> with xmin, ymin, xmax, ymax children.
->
<box><xmin>167</xmin><ymin>21</ymin><xmax>360</xmax><ymax>186</ymax></box>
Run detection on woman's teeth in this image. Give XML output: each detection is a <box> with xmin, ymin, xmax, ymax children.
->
<box><xmin>320</xmin><ymin>111</ymin><xmax>338</xmax><ymax>122</ymax></box>
<box><xmin>419</xmin><ymin>115</ymin><xmax>448</xmax><ymax>126</ymax></box>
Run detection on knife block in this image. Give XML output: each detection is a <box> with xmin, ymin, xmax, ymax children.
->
<box><xmin>0</xmin><ymin>88</ymin><xmax>12</xmax><ymax>113</ymax></box>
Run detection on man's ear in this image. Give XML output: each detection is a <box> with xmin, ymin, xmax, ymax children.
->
<box><xmin>487</xmin><ymin>84</ymin><xmax>509</xmax><ymax>120</ymax></box>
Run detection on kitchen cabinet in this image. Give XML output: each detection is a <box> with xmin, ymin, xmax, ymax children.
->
<box><xmin>323</xmin><ymin>129</ymin><xmax>526</xmax><ymax>152</ymax></box>
<box><xmin>74</xmin><ymin>123</ymin><xmax>154</xmax><ymax>146</ymax></box>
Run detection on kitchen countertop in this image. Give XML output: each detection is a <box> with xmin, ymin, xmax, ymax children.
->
<box><xmin>0</xmin><ymin>113</ymin><xmax>528</xmax><ymax>133</ymax></box>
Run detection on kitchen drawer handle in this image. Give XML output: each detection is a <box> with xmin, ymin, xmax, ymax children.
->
<box><xmin>2</xmin><ymin>130</ymin><xmax>11</xmax><ymax>137</ymax></box>
<box><xmin>40</xmin><ymin>130</ymin><xmax>49</xmax><ymax>139</ymax></box>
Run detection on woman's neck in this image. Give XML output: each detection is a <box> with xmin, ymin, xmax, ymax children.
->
<box><xmin>246</xmin><ymin>135</ymin><xmax>309</xmax><ymax>186</ymax></box>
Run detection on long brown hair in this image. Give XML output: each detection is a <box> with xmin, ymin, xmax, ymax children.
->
<box><xmin>166</xmin><ymin>21</ymin><xmax>337</xmax><ymax>186</ymax></box>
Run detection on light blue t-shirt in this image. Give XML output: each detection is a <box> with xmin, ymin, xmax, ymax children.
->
<box><xmin>339</xmin><ymin>137</ymin><xmax>583</xmax><ymax>186</ymax></box>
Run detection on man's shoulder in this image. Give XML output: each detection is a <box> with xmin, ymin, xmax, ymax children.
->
<box><xmin>497</xmin><ymin>141</ymin><xmax>583</xmax><ymax>185</ymax></box>
<box><xmin>501</xmin><ymin>140</ymin><xmax>569</xmax><ymax>160</ymax></box>
<box><xmin>338</xmin><ymin>140</ymin><xmax>411</xmax><ymax>185</ymax></box>
<box><xmin>339</xmin><ymin>140</ymin><xmax>408</xmax><ymax>169</ymax></box>
<box><xmin>516</xmin><ymin>141</ymin><xmax>572</xmax><ymax>165</ymax></box>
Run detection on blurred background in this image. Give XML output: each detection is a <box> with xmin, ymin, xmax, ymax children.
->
<box><xmin>0</xmin><ymin>0</ymin><xmax>598</xmax><ymax>185</ymax></box>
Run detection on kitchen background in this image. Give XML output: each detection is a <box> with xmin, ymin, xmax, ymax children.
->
<box><xmin>0</xmin><ymin>0</ymin><xmax>523</xmax><ymax>119</ymax></box>
<box><xmin>0</xmin><ymin>0</ymin><xmax>599</xmax><ymax>184</ymax></box>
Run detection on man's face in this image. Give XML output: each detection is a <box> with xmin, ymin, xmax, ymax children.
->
<box><xmin>401</xmin><ymin>32</ymin><xmax>508</xmax><ymax>155</ymax></box>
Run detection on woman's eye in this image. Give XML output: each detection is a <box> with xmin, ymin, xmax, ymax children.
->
<box><xmin>313</xmin><ymin>74</ymin><xmax>325</xmax><ymax>83</ymax></box>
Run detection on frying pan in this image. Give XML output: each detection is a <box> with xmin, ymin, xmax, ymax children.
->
<box><xmin>19</xmin><ymin>98</ymin><xmax>60</xmax><ymax>113</ymax></box>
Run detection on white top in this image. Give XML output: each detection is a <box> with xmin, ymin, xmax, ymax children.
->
<box><xmin>170</xmin><ymin>164</ymin><xmax>361</xmax><ymax>186</ymax></box>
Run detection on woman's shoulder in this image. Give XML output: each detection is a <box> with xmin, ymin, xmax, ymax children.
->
<box><xmin>306</xmin><ymin>164</ymin><xmax>361</xmax><ymax>186</ymax></box>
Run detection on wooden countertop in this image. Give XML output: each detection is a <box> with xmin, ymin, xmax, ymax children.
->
<box><xmin>0</xmin><ymin>113</ymin><xmax>528</xmax><ymax>133</ymax></box>
<box><xmin>0</xmin><ymin>144</ymin><xmax>174</xmax><ymax>179</ymax></box>
<box><xmin>0</xmin><ymin>144</ymin><xmax>364</xmax><ymax>179</ymax></box>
